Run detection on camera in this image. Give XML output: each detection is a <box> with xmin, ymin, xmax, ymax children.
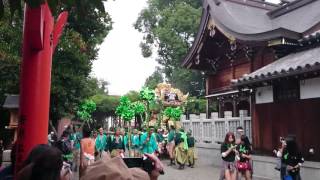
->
<box><xmin>123</xmin><ymin>156</ymin><xmax>164</xmax><ymax>175</ymax></box>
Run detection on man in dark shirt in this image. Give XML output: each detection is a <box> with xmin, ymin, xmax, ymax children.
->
<box><xmin>108</xmin><ymin>128</ymin><xmax>125</xmax><ymax>158</ymax></box>
<box><xmin>236</xmin><ymin>127</ymin><xmax>251</xmax><ymax>148</ymax></box>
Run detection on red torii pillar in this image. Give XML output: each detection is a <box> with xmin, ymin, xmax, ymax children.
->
<box><xmin>15</xmin><ymin>2</ymin><xmax>68</xmax><ymax>172</ymax></box>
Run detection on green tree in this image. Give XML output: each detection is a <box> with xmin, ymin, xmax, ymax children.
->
<box><xmin>184</xmin><ymin>97</ymin><xmax>207</xmax><ymax>115</ymax></box>
<box><xmin>139</xmin><ymin>87</ymin><xmax>156</xmax><ymax>127</ymax></box>
<box><xmin>0</xmin><ymin>8</ymin><xmax>22</xmax><ymax>145</ymax></box>
<box><xmin>0</xmin><ymin>8</ymin><xmax>22</xmax><ymax>104</ymax></box>
<box><xmin>144</xmin><ymin>67</ymin><xmax>164</xmax><ymax>89</ymax></box>
<box><xmin>164</xmin><ymin>107</ymin><xmax>183</xmax><ymax>127</ymax></box>
<box><xmin>116</xmin><ymin>96</ymin><xmax>135</xmax><ymax>123</ymax></box>
<box><xmin>132</xmin><ymin>101</ymin><xmax>146</xmax><ymax>128</ymax></box>
<box><xmin>0</xmin><ymin>0</ymin><xmax>113</xmax><ymax>126</ymax></box>
<box><xmin>77</xmin><ymin>99</ymin><xmax>97</xmax><ymax>126</ymax></box>
<box><xmin>91</xmin><ymin>94</ymin><xmax>120</xmax><ymax>127</ymax></box>
<box><xmin>135</xmin><ymin>0</ymin><xmax>204</xmax><ymax>96</ymax></box>
<box><xmin>125</xmin><ymin>90</ymin><xmax>140</xmax><ymax>102</ymax></box>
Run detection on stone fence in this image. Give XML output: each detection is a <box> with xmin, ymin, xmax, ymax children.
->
<box><xmin>181</xmin><ymin>110</ymin><xmax>251</xmax><ymax>148</ymax></box>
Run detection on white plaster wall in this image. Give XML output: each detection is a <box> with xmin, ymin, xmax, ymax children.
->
<box><xmin>300</xmin><ymin>77</ymin><xmax>320</xmax><ymax>99</ymax></box>
<box><xmin>255</xmin><ymin>86</ymin><xmax>274</xmax><ymax>104</ymax></box>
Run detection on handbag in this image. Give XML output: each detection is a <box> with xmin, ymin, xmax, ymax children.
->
<box><xmin>237</xmin><ymin>161</ymin><xmax>249</xmax><ymax>171</ymax></box>
<box><xmin>283</xmin><ymin>175</ymin><xmax>293</xmax><ymax>180</ymax></box>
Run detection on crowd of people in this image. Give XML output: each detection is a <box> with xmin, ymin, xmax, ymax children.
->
<box><xmin>0</xmin><ymin>124</ymin><xmax>168</xmax><ymax>180</ymax></box>
<box><xmin>0</xmin><ymin>123</ymin><xmax>305</xmax><ymax>180</ymax></box>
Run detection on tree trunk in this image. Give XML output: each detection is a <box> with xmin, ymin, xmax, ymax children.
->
<box><xmin>145</xmin><ymin>101</ymin><xmax>150</xmax><ymax>128</ymax></box>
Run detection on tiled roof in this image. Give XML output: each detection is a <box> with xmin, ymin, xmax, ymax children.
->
<box><xmin>182</xmin><ymin>0</ymin><xmax>320</xmax><ymax>68</ymax></box>
<box><xmin>3</xmin><ymin>95</ymin><xmax>19</xmax><ymax>109</ymax></box>
<box><xmin>235</xmin><ymin>46</ymin><xmax>320</xmax><ymax>85</ymax></box>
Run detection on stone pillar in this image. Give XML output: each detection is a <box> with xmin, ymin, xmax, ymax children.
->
<box><xmin>206</xmin><ymin>98</ymin><xmax>210</xmax><ymax>119</ymax></box>
<box><xmin>232</xmin><ymin>99</ymin><xmax>237</xmax><ymax>117</ymax></box>
<box><xmin>218</xmin><ymin>101</ymin><xmax>223</xmax><ymax>118</ymax></box>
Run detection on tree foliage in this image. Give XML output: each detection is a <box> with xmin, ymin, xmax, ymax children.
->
<box><xmin>132</xmin><ymin>101</ymin><xmax>146</xmax><ymax>115</ymax></box>
<box><xmin>125</xmin><ymin>90</ymin><xmax>140</xmax><ymax>102</ymax></box>
<box><xmin>164</xmin><ymin>107</ymin><xmax>183</xmax><ymax>121</ymax></box>
<box><xmin>184</xmin><ymin>97</ymin><xmax>206</xmax><ymax>114</ymax></box>
<box><xmin>135</xmin><ymin>0</ymin><xmax>204</xmax><ymax>96</ymax></box>
<box><xmin>91</xmin><ymin>94</ymin><xmax>119</xmax><ymax>115</ymax></box>
<box><xmin>116</xmin><ymin>96</ymin><xmax>135</xmax><ymax>122</ymax></box>
<box><xmin>139</xmin><ymin>87</ymin><xmax>156</xmax><ymax>102</ymax></box>
<box><xmin>144</xmin><ymin>67</ymin><xmax>164</xmax><ymax>90</ymax></box>
<box><xmin>0</xmin><ymin>9</ymin><xmax>22</xmax><ymax>104</ymax></box>
<box><xmin>90</xmin><ymin>94</ymin><xmax>120</xmax><ymax>127</ymax></box>
<box><xmin>77</xmin><ymin>99</ymin><xmax>96</xmax><ymax>123</ymax></box>
<box><xmin>0</xmin><ymin>0</ymin><xmax>113</xmax><ymax>125</ymax></box>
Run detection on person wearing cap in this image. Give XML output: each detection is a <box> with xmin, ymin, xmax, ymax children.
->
<box><xmin>187</xmin><ymin>130</ymin><xmax>196</xmax><ymax>168</ymax></box>
<box><xmin>108</xmin><ymin>128</ymin><xmax>126</xmax><ymax>158</ymax></box>
<box><xmin>95</xmin><ymin>127</ymin><xmax>107</xmax><ymax>159</ymax></box>
<box><xmin>175</xmin><ymin>128</ymin><xmax>188</xmax><ymax>169</ymax></box>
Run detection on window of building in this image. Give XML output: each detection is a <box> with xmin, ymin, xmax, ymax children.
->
<box><xmin>273</xmin><ymin>79</ymin><xmax>300</xmax><ymax>102</ymax></box>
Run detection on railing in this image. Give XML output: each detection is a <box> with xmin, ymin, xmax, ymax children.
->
<box><xmin>181</xmin><ymin>110</ymin><xmax>252</xmax><ymax>147</ymax></box>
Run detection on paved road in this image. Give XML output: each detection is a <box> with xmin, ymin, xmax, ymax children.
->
<box><xmin>73</xmin><ymin>148</ymin><xmax>269</xmax><ymax>180</ymax></box>
<box><xmin>159</xmin><ymin>159</ymin><xmax>221</xmax><ymax>180</ymax></box>
<box><xmin>158</xmin><ymin>159</ymin><xmax>271</xmax><ymax>180</ymax></box>
<box><xmin>73</xmin><ymin>156</ymin><xmax>222</xmax><ymax>180</ymax></box>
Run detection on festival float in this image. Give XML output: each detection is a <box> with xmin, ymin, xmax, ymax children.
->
<box><xmin>115</xmin><ymin>83</ymin><xmax>188</xmax><ymax>130</ymax></box>
<box><xmin>149</xmin><ymin>83</ymin><xmax>188</xmax><ymax>129</ymax></box>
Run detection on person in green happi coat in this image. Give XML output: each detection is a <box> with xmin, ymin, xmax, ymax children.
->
<box><xmin>187</xmin><ymin>129</ymin><xmax>196</xmax><ymax>168</ymax></box>
<box><xmin>95</xmin><ymin>127</ymin><xmax>107</xmax><ymax>159</ymax></box>
<box><xmin>132</xmin><ymin>129</ymin><xmax>141</xmax><ymax>157</ymax></box>
<box><xmin>124</xmin><ymin>129</ymin><xmax>136</xmax><ymax>157</ymax></box>
<box><xmin>166</xmin><ymin>125</ymin><xmax>176</xmax><ymax>166</ymax></box>
<box><xmin>140</xmin><ymin>128</ymin><xmax>158</xmax><ymax>154</ymax></box>
<box><xmin>108</xmin><ymin>128</ymin><xmax>125</xmax><ymax>158</ymax></box>
<box><xmin>175</xmin><ymin>128</ymin><xmax>188</xmax><ymax>170</ymax></box>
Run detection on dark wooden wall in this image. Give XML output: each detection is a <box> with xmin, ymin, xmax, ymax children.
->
<box><xmin>252</xmin><ymin>98</ymin><xmax>320</xmax><ymax>161</ymax></box>
<box><xmin>206</xmin><ymin>47</ymin><xmax>275</xmax><ymax>94</ymax></box>
<box><xmin>208</xmin><ymin>67</ymin><xmax>232</xmax><ymax>91</ymax></box>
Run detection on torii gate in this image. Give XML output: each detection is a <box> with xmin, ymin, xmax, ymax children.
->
<box><xmin>15</xmin><ymin>2</ymin><xmax>68</xmax><ymax>172</ymax></box>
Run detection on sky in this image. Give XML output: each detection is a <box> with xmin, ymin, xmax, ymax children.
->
<box><xmin>92</xmin><ymin>0</ymin><xmax>281</xmax><ymax>96</ymax></box>
<box><xmin>92</xmin><ymin>0</ymin><xmax>158</xmax><ymax>96</ymax></box>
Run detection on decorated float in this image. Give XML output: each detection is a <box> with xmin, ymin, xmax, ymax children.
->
<box><xmin>115</xmin><ymin>83</ymin><xmax>188</xmax><ymax>130</ymax></box>
<box><xmin>149</xmin><ymin>83</ymin><xmax>188</xmax><ymax>129</ymax></box>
